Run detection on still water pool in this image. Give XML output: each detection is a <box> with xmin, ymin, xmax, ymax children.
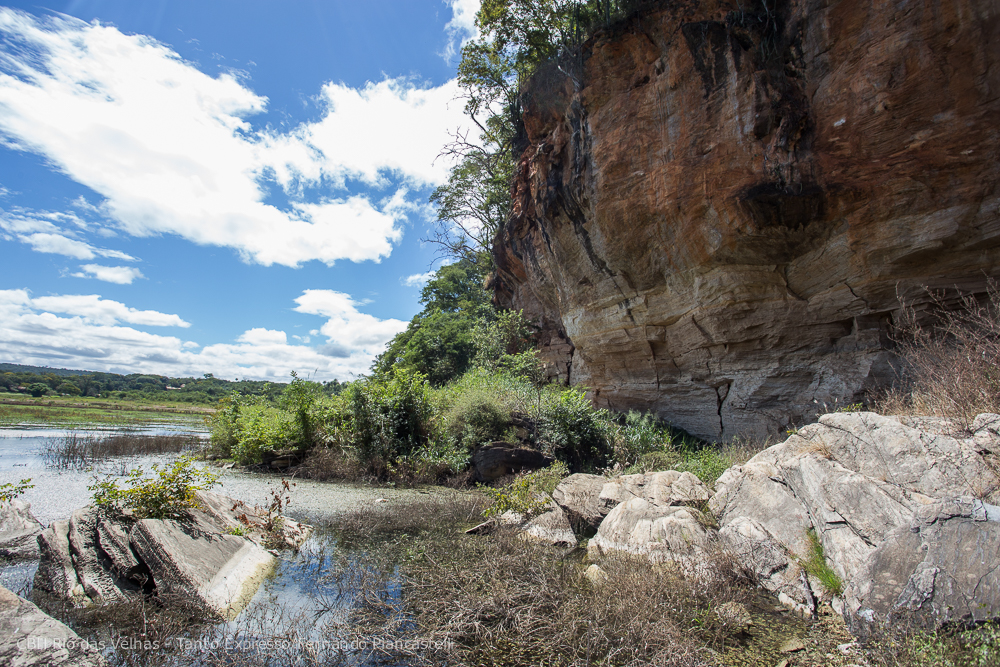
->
<box><xmin>0</xmin><ymin>424</ymin><xmax>426</xmax><ymax>665</ymax></box>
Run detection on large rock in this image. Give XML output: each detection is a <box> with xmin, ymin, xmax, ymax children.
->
<box><xmin>587</xmin><ymin>497</ymin><xmax>714</xmax><ymax>567</ymax></box>
<box><xmin>66</xmin><ymin>508</ymin><xmax>133</xmax><ymax>604</ymax></box>
<box><xmin>0</xmin><ymin>500</ymin><xmax>43</xmax><ymax>561</ymax></box>
<box><xmin>599</xmin><ymin>470</ymin><xmax>711</xmax><ymax>513</ymax></box>
<box><xmin>0</xmin><ymin>584</ymin><xmax>104</xmax><ymax>667</ymax></box>
<box><xmin>520</xmin><ymin>500</ymin><xmax>577</xmax><ymax>548</ymax></box>
<box><xmin>844</xmin><ymin>497</ymin><xmax>1000</xmax><ymax>636</ymax></box>
<box><xmin>492</xmin><ymin>0</ymin><xmax>1000</xmax><ymax>440</ymax></box>
<box><xmin>33</xmin><ymin>520</ymin><xmax>88</xmax><ymax>607</ymax></box>
<box><xmin>711</xmin><ymin>412</ymin><xmax>1000</xmax><ymax>623</ymax></box>
<box><xmin>32</xmin><ymin>491</ymin><xmax>310</xmax><ymax>618</ymax></box>
<box><xmin>471</xmin><ymin>442</ymin><xmax>554</xmax><ymax>482</ymax></box>
<box><xmin>551</xmin><ymin>473</ymin><xmax>606</xmax><ymax>531</ymax></box>
<box><xmin>129</xmin><ymin>518</ymin><xmax>275</xmax><ymax>620</ymax></box>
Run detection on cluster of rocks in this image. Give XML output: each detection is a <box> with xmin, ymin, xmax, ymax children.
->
<box><xmin>32</xmin><ymin>490</ymin><xmax>310</xmax><ymax>619</ymax></box>
<box><xmin>0</xmin><ymin>489</ymin><xmax>310</xmax><ymax>666</ymax></box>
<box><xmin>508</xmin><ymin>412</ymin><xmax>1000</xmax><ymax>637</ymax></box>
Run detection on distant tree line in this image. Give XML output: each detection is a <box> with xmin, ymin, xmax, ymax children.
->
<box><xmin>0</xmin><ymin>365</ymin><xmax>347</xmax><ymax>405</ymax></box>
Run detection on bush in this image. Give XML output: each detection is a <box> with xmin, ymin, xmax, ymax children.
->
<box><xmin>868</xmin><ymin>622</ymin><xmax>1000</xmax><ymax>667</ymax></box>
<box><xmin>206</xmin><ymin>394</ymin><xmax>242</xmax><ymax>458</ymax></box>
<box><xmin>539</xmin><ymin>388</ymin><xmax>612</xmax><ymax>471</ymax></box>
<box><xmin>233</xmin><ymin>402</ymin><xmax>295</xmax><ymax>464</ymax></box>
<box><xmin>208</xmin><ymin>393</ymin><xmax>296</xmax><ymax>464</ymax></box>
<box><xmin>876</xmin><ymin>283</ymin><xmax>1000</xmax><ymax>430</ymax></box>
<box><xmin>346</xmin><ymin>367</ymin><xmax>434</xmax><ymax>471</ymax></box>
<box><xmin>434</xmin><ymin>370</ymin><xmax>519</xmax><ymax>451</ymax></box>
<box><xmin>279</xmin><ymin>371</ymin><xmax>321</xmax><ymax>449</ymax></box>
<box><xmin>89</xmin><ymin>457</ymin><xmax>219</xmax><ymax>520</ymax></box>
<box><xmin>473</xmin><ymin>309</ymin><xmax>545</xmax><ymax>384</ymax></box>
<box><xmin>605</xmin><ymin>410</ymin><xmax>704</xmax><ymax>468</ymax></box>
<box><xmin>481</xmin><ymin>461</ymin><xmax>569</xmax><ymax>519</ymax></box>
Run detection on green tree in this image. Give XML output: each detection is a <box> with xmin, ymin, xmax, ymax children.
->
<box><xmin>374</xmin><ymin>257</ymin><xmax>493</xmax><ymax>385</ymax></box>
<box><xmin>430</xmin><ymin>1</ymin><xmax>647</xmax><ymax>263</ymax></box>
<box><xmin>27</xmin><ymin>383</ymin><xmax>49</xmax><ymax>397</ymax></box>
<box><xmin>280</xmin><ymin>371</ymin><xmax>322</xmax><ymax>449</ymax></box>
<box><xmin>56</xmin><ymin>381</ymin><xmax>81</xmax><ymax>396</ymax></box>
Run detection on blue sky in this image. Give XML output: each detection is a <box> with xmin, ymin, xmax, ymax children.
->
<box><xmin>0</xmin><ymin>0</ymin><xmax>481</xmax><ymax>381</ymax></box>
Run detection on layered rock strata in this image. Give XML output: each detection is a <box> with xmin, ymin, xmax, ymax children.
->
<box><xmin>493</xmin><ymin>0</ymin><xmax>1000</xmax><ymax>438</ymax></box>
<box><xmin>33</xmin><ymin>490</ymin><xmax>311</xmax><ymax>620</ymax></box>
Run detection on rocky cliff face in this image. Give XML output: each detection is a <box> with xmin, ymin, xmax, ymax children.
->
<box><xmin>493</xmin><ymin>0</ymin><xmax>1000</xmax><ymax>439</ymax></box>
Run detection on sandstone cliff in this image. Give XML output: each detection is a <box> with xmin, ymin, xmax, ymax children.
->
<box><xmin>493</xmin><ymin>0</ymin><xmax>1000</xmax><ymax>439</ymax></box>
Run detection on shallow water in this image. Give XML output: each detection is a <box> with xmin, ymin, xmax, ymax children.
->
<box><xmin>1</xmin><ymin>424</ymin><xmax>428</xmax><ymax>664</ymax></box>
<box><xmin>0</xmin><ymin>424</ymin><xmax>415</xmax><ymax>526</ymax></box>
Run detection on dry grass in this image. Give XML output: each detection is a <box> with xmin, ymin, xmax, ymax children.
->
<box><xmin>874</xmin><ymin>283</ymin><xmax>1000</xmax><ymax>431</ymax></box>
<box><xmin>42</xmin><ymin>428</ymin><xmax>201</xmax><ymax>468</ymax></box>
<box><xmin>32</xmin><ymin>492</ymin><xmax>993</xmax><ymax>667</ymax></box>
<box><xmin>327</xmin><ymin>495</ymin><xmax>864</xmax><ymax>667</ymax></box>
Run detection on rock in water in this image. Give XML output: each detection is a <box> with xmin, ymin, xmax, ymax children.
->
<box><xmin>32</xmin><ymin>491</ymin><xmax>311</xmax><ymax>619</ymax></box>
<box><xmin>129</xmin><ymin>518</ymin><xmax>274</xmax><ymax>620</ymax></box>
<box><xmin>0</xmin><ymin>584</ymin><xmax>104</xmax><ymax>667</ymax></box>
<box><xmin>67</xmin><ymin>508</ymin><xmax>132</xmax><ymax>604</ymax></box>
<box><xmin>491</xmin><ymin>0</ymin><xmax>1000</xmax><ymax>440</ymax></box>
<box><xmin>34</xmin><ymin>520</ymin><xmax>89</xmax><ymax>607</ymax></box>
<box><xmin>0</xmin><ymin>499</ymin><xmax>43</xmax><ymax>561</ymax></box>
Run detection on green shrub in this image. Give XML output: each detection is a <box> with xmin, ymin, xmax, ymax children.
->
<box><xmin>673</xmin><ymin>446</ymin><xmax>733</xmax><ymax>488</ymax></box>
<box><xmin>89</xmin><ymin>457</ymin><xmax>219</xmax><ymax>520</ymax></box>
<box><xmin>347</xmin><ymin>367</ymin><xmax>434</xmax><ymax>469</ymax></box>
<box><xmin>889</xmin><ymin>622</ymin><xmax>1000</xmax><ymax>667</ymax></box>
<box><xmin>539</xmin><ymin>389</ymin><xmax>612</xmax><ymax>471</ymax></box>
<box><xmin>278</xmin><ymin>371</ymin><xmax>322</xmax><ymax>449</ymax></box>
<box><xmin>206</xmin><ymin>394</ymin><xmax>241</xmax><ymax>458</ymax></box>
<box><xmin>232</xmin><ymin>402</ymin><xmax>295</xmax><ymax>464</ymax></box>
<box><xmin>606</xmin><ymin>410</ymin><xmax>694</xmax><ymax>468</ymax></box>
<box><xmin>624</xmin><ymin>450</ymin><xmax>683</xmax><ymax>474</ymax></box>
<box><xmin>473</xmin><ymin>310</ymin><xmax>545</xmax><ymax>384</ymax></box>
<box><xmin>435</xmin><ymin>373</ymin><xmax>515</xmax><ymax>451</ymax></box>
<box><xmin>482</xmin><ymin>461</ymin><xmax>570</xmax><ymax>519</ymax></box>
<box><xmin>397</xmin><ymin>440</ymin><xmax>472</xmax><ymax>482</ymax></box>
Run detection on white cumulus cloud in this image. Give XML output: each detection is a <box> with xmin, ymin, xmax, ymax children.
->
<box><xmin>294</xmin><ymin>290</ymin><xmax>407</xmax><ymax>349</ymax></box>
<box><xmin>71</xmin><ymin>264</ymin><xmax>145</xmax><ymax>284</ymax></box>
<box><xmin>1</xmin><ymin>208</ymin><xmax>136</xmax><ymax>260</ymax></box>
<box><xmin>28</xmin><ymin>294</ymin><xmax>189</xmax><ymax>328</ymax></box>
<box><xmin>442</xmin><ymin>0</ymin><xmax>481</xmax><ymax>62</ymax></box>
<box><xmin>0</xmin><ymin>288</ymin><xmax>406</xmax><ymax>381</ymax></box>
<box><xmin>403</xmin><ymin>271</ymin><xmax>435</xmax><ymax>288</ymax></box>
<box><xmin>0</xmin><ymin>8</ymin><xmax>469</xmax><ymax>268</ymax></box>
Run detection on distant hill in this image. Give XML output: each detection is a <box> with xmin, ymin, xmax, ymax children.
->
<box><xmin>0</xmin><ymin>362</ymin><xmax>95</xmax><ymax>377</ymax></box>
<box><xmin>0</xmin><ymin>362</ymin><xmax>347</xmax><ymax>402</ymax></box>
